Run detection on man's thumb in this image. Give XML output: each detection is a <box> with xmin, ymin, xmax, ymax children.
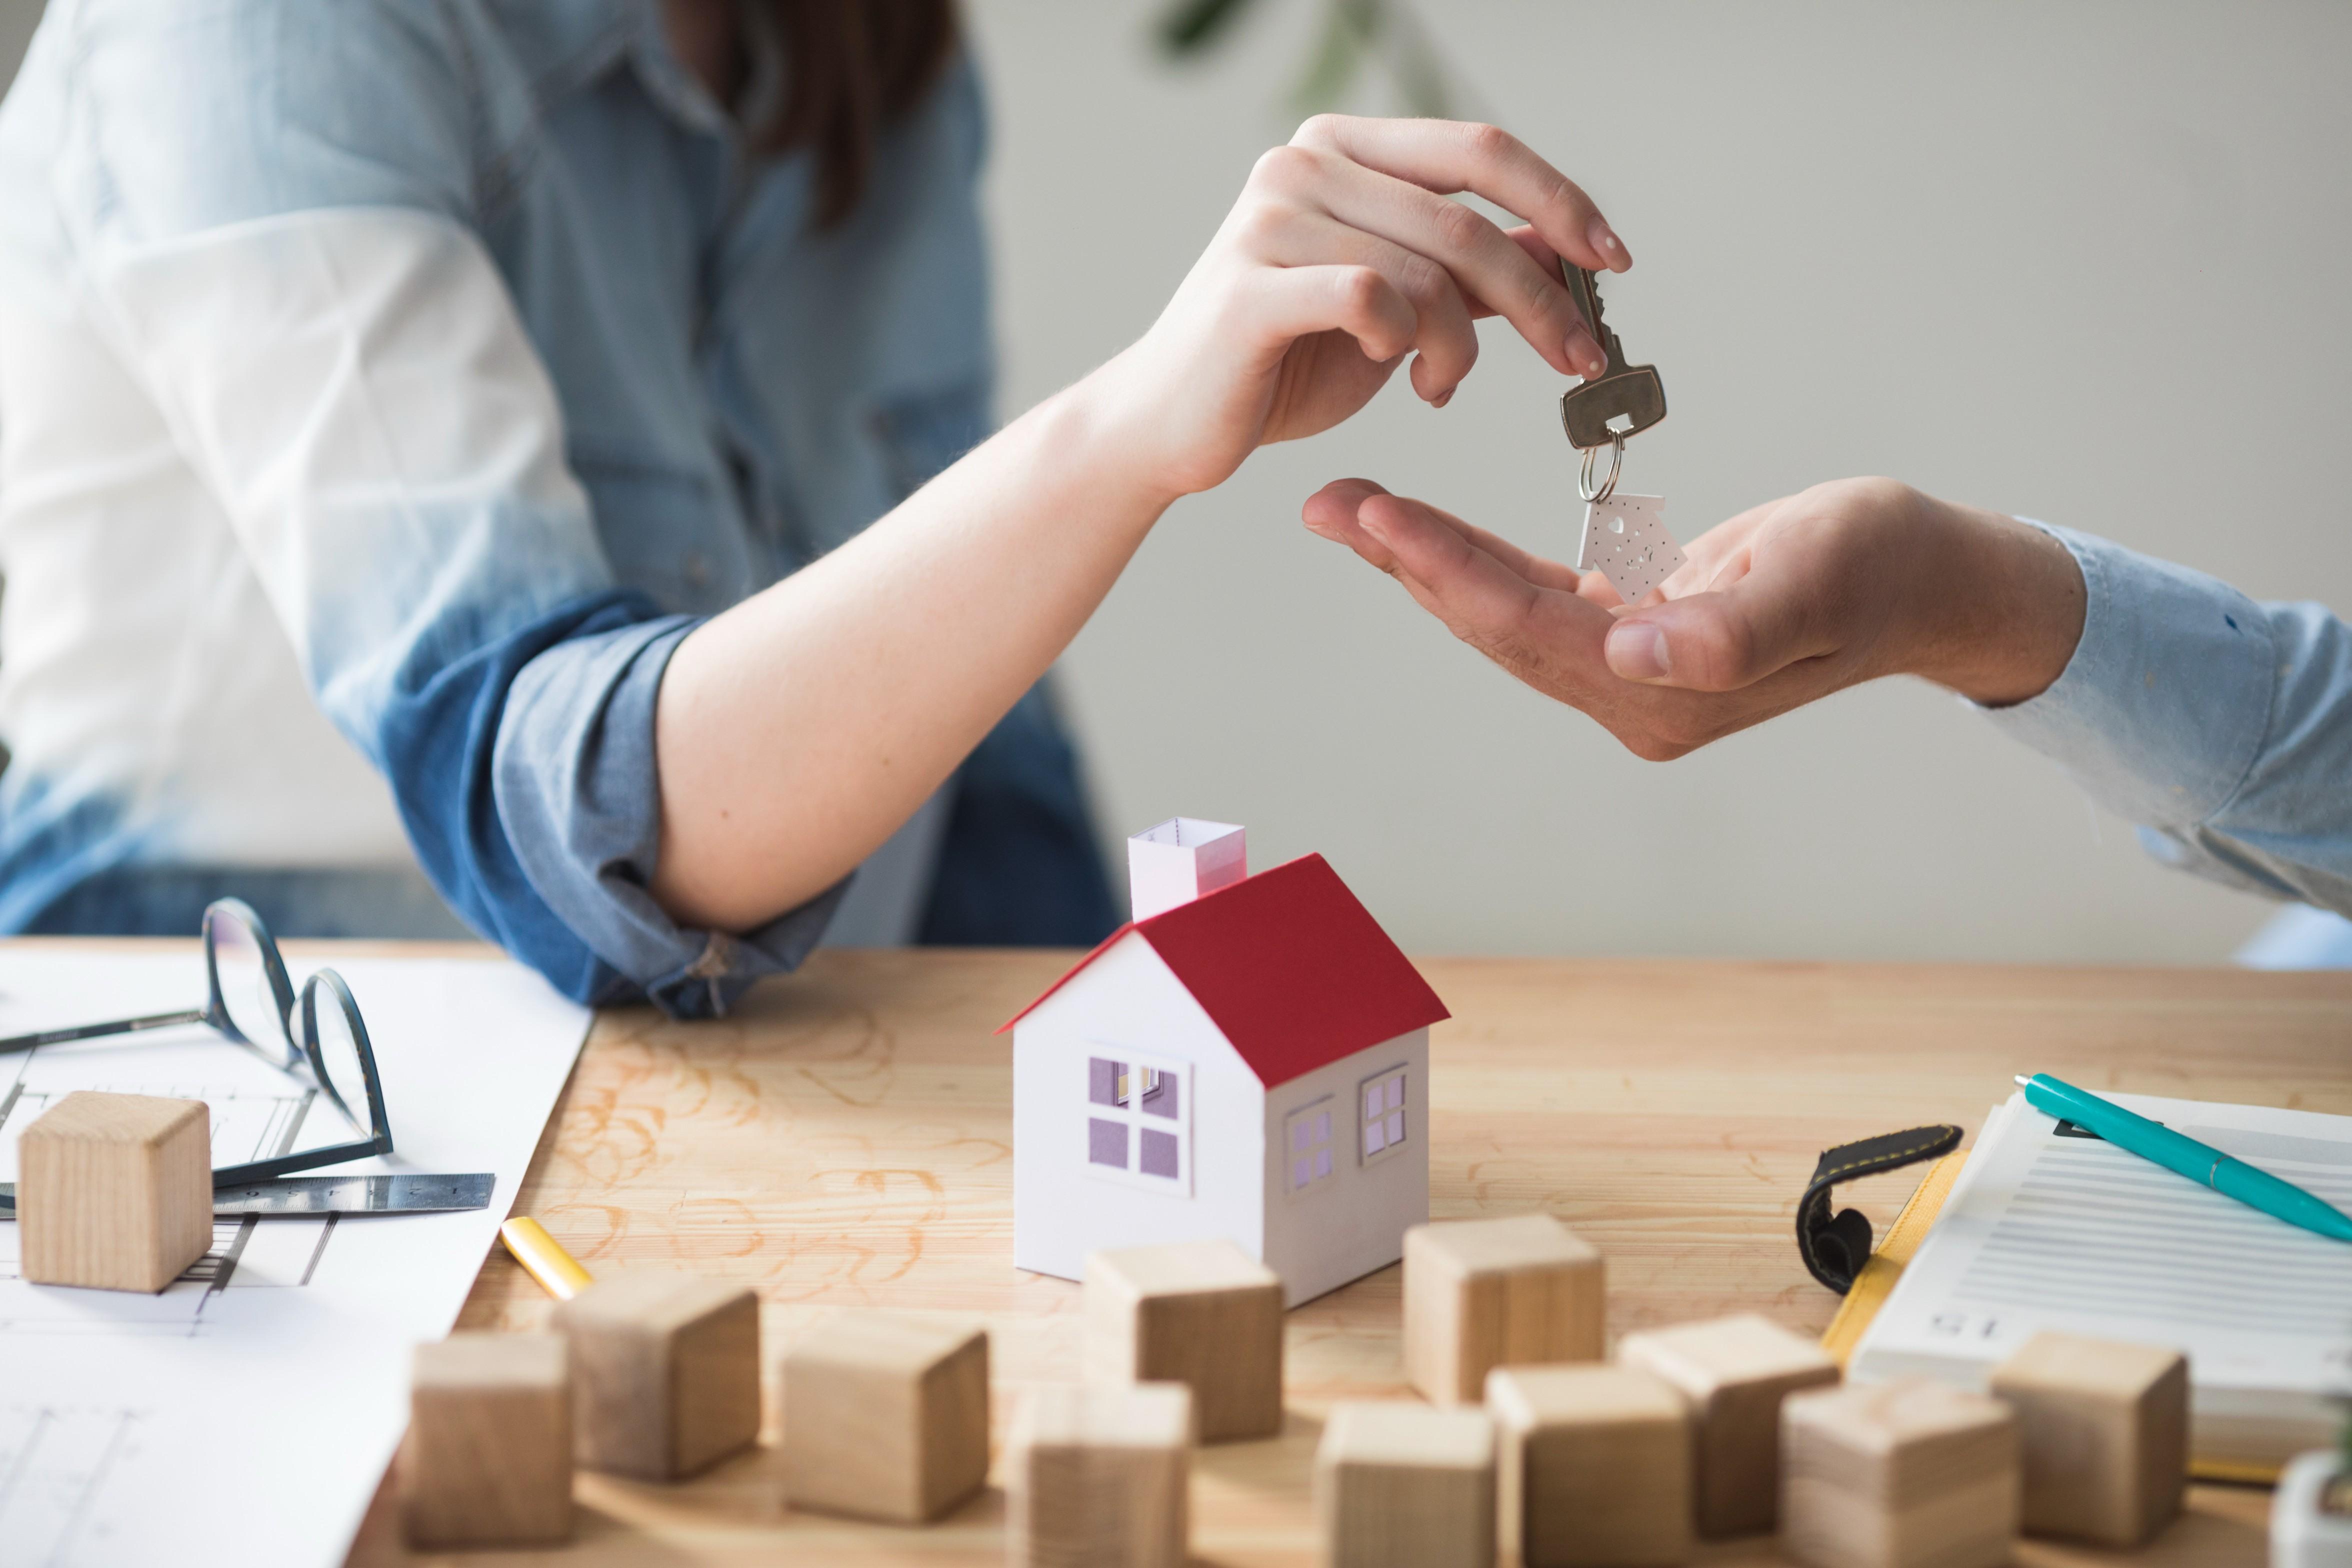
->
<box><xmin>1604</xmin><ymin>592</ymin><xmax>1782</xmax><ymax>692</ymax></box>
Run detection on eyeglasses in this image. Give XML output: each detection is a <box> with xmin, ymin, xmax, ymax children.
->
<box><xmin>0</xmin><ymin>898</ymin><xmax>394</xmax><ymax>1184</ymax></box>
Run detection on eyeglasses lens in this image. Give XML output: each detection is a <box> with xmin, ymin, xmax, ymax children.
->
<box><xmin>208</xmin><ymin>911</ymin><xmax>288</xmax><ymax>1058</ymax></box>
<box><xmin>308</xmin><ymin>990</ymin><xmax>373</xmax><ymax>1134</ymax></box>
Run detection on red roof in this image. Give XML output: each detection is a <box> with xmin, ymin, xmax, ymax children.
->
<box><xmin>997</xmin><ymin>854</ymin><xmax>1449</xmax><ymax>1088</ymax></box>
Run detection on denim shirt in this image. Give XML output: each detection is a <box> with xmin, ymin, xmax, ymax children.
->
<box><xmin>0</xmin><ymin>0</ymin><xmax>1114</xmax><ymax>1012</ymax></box>
<box><xmin>1984</xmin><ymin>524</ymin><xmax>2352</xmax><ymax>922</ymax></box>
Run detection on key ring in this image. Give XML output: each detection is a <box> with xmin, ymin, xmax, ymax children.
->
<box><xmin>1578</xmin><ymin>431</ymin><xmax>1624</xmax><ymax>504</ymax></box>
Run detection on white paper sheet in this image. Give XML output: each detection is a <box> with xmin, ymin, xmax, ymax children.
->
<box><xmin>0</xmin><ymin>948</ymin><xmax>590</xmax><ymax>1568</ymax></box>
<box><xmin>1852</xmin><ymin>1090</ymin><xmax>2352</xmax><ymax>1465</ymax></box>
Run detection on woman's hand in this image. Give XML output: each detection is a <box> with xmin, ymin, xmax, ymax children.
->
<box><xmin>1300</xmin><ymin>476</ymin><xmax>2086</xmax><ymax>760</ymax></box>
<box><xmin>1094</xmin><ymin>116</ymin><xmax>1630</xmax><ymax>504</ymax></box>
<box><xmin>650</xmin><ymin>121</ymin><xmax>1628</xmax><ymax>934</ymax></box>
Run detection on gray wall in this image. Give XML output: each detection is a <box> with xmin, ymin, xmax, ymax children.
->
<box><xmin>0</xmin><ymin>0</ymin><xmax>33</xmax><ymax>92</ymax></box>
<box><xmin>968</xmin><ymin>0</ymin><xmax>2352</xmax><ymax>964</ymax></box>
<box><xmin>6</xmin><ymin>2</ymin><xmax>2346</xmax><ymax>964</ymax></box>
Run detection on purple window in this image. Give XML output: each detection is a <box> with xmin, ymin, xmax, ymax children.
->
<box><xmin>1090</xmin><ymin>1058</ymin><xmax>1125</xmax><ymax>1108</ymax></box>
<box><xmin>1139</xmin><ymin>1128</ymin><xmax>1180</xmax><ymax>1179</ymax></box>
<box><xmin>1089</xmin><ymin>1118</ymin><xmax>1128</xmax><ymax>1168</ymax></box>
<box><xmin>1141</xmin><ymin>1071</ymin><xmax>1178</xmax><ymax>1120</ymax></box>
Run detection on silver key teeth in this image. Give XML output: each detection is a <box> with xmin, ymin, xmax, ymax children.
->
<box><xmin>1562</xmin><ymin>258</ymin><xmax>1605</xmax><ymax>338</ymax></box>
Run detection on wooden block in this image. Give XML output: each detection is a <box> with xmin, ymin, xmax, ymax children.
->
<box><xmin>778</xmin><ymin>1310</ymin><xmax>990</xmax><ymax>1522</ymax></box>
<box><xmin>1487</xmin><ymin>1364</ymin><xmax>1690</xmax><ymax>1568</ymax></box>
<box><xmin>1618</xmin><ymin>1312</ymin><xmax>1840</xmax><ymax>1538</ymax></box>
<box><xmin>1404</xmin><ymin>1214</ymin><xmax>1603</xmax><ymax>1405</ymax></box>
<box><xmin>398</xmin><ymin>1333</ymin><xmax>572</xmax><ymax>1550</ymax></box>
<box><xmin>1314</xmin><ymin>1400</ymin><xmax>1497</xmax><ymax>1568</ymax></box>
<box><xmin>1780</xmin><ymin>1378</ymin><xmax>2018</xmax><ymax>1568</ymax></box>
<box><xmin>1008</xmin><ymin>1382</ymin><xmax>1192</xmax><ymax>1568</ymax></box>
<box><xmin>1084</xmin><ymin>1238</ymin><xmax>1285</xmax><ymax>1443</ymax></box>
<box><xmin>1989</xmin><ymin>1330</ymin><xmax>2186</xmax><ymax>1546</ymax></box>
<box><xmin>553</xmin><ymin>1271</ymin><xmax>761</xmax><ymax>1480</ymax></box>
<box><xmin>18</xmin><ymin>1090</ymin><xmax>211</xmax><ymax>1293</ymax></box>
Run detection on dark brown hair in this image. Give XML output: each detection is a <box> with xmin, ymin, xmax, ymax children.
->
<box><xmin>756</xmin><ymin>0</ymin><xmax>960</xmax><ymax>228</ymax></box>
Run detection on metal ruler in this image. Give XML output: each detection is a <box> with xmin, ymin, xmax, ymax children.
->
<box><xmin>0</xmin><ymin>1172</ymin><xmax>494</xmax><ymax>1216</ymax></box>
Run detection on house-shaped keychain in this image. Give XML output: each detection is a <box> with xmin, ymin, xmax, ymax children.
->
<box><xmin>999</xmin><ymin>818</ymin><xmax>1450</xmax><ymax>1306</ymax></box>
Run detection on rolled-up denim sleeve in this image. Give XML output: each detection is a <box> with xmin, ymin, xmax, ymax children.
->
<box><xmin>1980</xmin><ymin>524</ymin><xmax>2352</xmax><ymax>913</ymax></box>
<box><xmin>489</xmin><ymin>617</ymin><xmax>848</xmax><ymax>1015</ymax></box>
<box><xmin>66</xmin><ymin>0</ymin><xmax>840</xmax><ymax>1012</ymax></box>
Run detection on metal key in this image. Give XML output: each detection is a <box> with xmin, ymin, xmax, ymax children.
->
<box><xmin>1557</xmin><ymin>261</ymin><xmax>1666</xmax><ymax>450</ymax></box>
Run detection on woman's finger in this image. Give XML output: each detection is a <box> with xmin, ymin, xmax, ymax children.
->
<box><xmin>1464</xmin><ymin>226</ymin><xmax>1562</xmax><ymax>321</ymax></box>
<box><xmin>1248</xmin><ymin>212</ymin><xmax>1482</xmax><ymax>402</ymax></box>
<box><xmin>1238</xmin><ymin>263</ymin><xmax>1419</xmax><ymax>369</ymax></box>
<box><xmin>1290</xmin><ymin>115</ymin><xmax>1628</xmax><ymax>276</ymax></box>
<box><xmin>1256</xmin><ymin>146</ymin><xmax>1600</xmax><ymax>379</ymax></box>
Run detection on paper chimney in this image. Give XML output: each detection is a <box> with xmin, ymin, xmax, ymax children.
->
<box><xmin>1126</xmin><ymin>818</ymin><xmax>1246</xmax><ymax>922</ymax></box>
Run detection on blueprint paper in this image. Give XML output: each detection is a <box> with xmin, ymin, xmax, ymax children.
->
<box><xmin>0</xmin><ymin>948</ymin><xmax>591</xmax><ymax>1568</ymax></box>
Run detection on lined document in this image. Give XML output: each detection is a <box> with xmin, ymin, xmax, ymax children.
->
<box><xmin>1852</xmin><ymin>1090</ymin><xmax>2352</xmax><ymax>1466</ymax></box>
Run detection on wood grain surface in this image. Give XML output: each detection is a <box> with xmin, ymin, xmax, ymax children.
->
<box><xmin>350</xmin><ymin>950</ymin><xmax>2352</xmax><ymax>1566</ymax></box>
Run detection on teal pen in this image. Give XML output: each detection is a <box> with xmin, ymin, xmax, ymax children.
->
<box><xmin>2016</xmin><ymin>1073</ymin><xmax>2352</xmax><ymax>1243</ymax></box>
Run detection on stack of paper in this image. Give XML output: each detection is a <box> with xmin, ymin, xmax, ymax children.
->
<box><xmin>1851</xmin><ymin>1088</ymin><xmax>2352</xmax><ymax>1468</ymax></box>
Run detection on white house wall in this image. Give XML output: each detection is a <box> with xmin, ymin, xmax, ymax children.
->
<box><xmin>1258</xmin><ymin>1028</ymin><xmax>1430</xmax><ymax>1307</ymax></box>
<box><xmin>1012</xmin><ymin>934</ymin><xmax>1268</xmax><ymax>1284</ymax></box>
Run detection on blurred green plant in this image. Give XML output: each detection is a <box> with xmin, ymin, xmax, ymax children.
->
<box><xmin>1154</xmin><ymin>0</ymin><xmax>1458</xmax><ymax>120</ymax></box>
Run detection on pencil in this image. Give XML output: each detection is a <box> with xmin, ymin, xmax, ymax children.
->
<box><xmin>499</xmin><ymin>1215</ymin><xmax>596</xmax><ymax>1300</ymax></box>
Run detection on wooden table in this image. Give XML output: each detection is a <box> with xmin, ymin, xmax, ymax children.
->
<box><xmin>357</xmin><ymin>952</ymin><xmax>2352</xmax><ymax>1566</ymax></box>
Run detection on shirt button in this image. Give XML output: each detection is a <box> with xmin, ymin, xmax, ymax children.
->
<box><xmin>684</xmin><ymin>553</ymin><xmax>711</xmax><ymax>588</ymax></box>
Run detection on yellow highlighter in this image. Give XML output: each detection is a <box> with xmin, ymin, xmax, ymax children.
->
<box><xmin>500</xmin><ymin>1216</ymin><xmax>594</xmax><ymax>1301</ymax></box>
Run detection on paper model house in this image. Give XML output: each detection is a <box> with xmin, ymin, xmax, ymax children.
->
<box><xmin>1002</xmin><ymin>819</ymin><xmax>1450</xmax><ymax>1307</ymax></box>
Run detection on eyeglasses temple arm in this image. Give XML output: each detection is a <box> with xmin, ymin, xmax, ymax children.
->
<box><xmin>210</xmin><ymin>1140</ymin><xmax>386</xmax><ymax>1186</ymax></box>
<box><xmin>0</xmin><ymin>1006</ymin><xmax>208</xmax><ymax>1056</ymax></box>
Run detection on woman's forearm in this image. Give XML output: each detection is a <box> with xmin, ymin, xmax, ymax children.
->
<box><xmin>650</xmin><ymin>114</ymin><xmax>1634</xmax><ymax>932</ymax></box>
<box><xmin>648</xmin><ymin>364</ymin><xmax>1171</xmax><ymax>932</ymax></box>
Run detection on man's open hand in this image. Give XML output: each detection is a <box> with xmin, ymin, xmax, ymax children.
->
<box><xmin>1300</xmin><ymin>476</ymin><xmax>2086</xmax><ymax>760</ymax></box>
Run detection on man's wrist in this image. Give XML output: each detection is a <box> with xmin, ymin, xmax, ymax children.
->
<box><xmin>1908</xmin><ymin>501</ymin><xmax>2088</xmax><ymax>708</ymax></box>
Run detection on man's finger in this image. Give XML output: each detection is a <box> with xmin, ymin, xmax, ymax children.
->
<box><xmin>1303</xmin><ymin>478</ymin><xmax>1404</xmax><ymax>569</ymax></box>
<box><xmin>1304</xmin><ymin>480</ymin><xmax>1585</xmax><ymax>594</ymax></box>
<box><xmin>1354</xmin><ymin>492</ymin><xmax>1610</xmax><ymax>659</ymax></box>
<box><xmin>1417</xmin><ymin>506</ymin><xmax>1588</xmax><ymax>596</ymax></box>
